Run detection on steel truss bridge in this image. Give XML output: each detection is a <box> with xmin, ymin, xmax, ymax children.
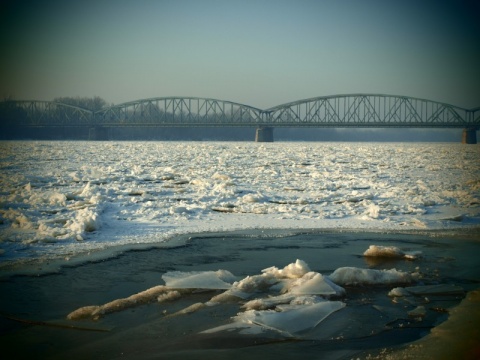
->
<box><xmin>1</xmin><ymin>94</ymin><xmax>479</xmax><ymax>142</ymax></box>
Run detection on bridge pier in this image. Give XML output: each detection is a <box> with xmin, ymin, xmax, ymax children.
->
<box><xmin>462</xmin><ymin>128</ymin><xmax>477</xmax><ymax>144</ymax></box>
<box><xmin>255</xmin><ymin>127</ymin><xmax>274</xmax><ymax>142</ymax></box>
<box><xmin>88</xmin><ymin>126</ymin><xmax>109</xmax><ymax>140</ymax></box>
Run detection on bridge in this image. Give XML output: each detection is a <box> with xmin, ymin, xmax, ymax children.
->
<box><xmin>1</xmin><ymin>94</ymin><xmax>479</xmax><ymax>143</ymax></box>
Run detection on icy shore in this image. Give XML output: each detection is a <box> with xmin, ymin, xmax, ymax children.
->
<box><xmin>0</xmin><ymin>141</ymin><xmax>479</xmax><ymax>265</ymax></box>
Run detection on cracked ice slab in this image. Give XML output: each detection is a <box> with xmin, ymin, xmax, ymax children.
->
<box><xmin>233</xmin><ymin>300</ymin><xmax>346</xmax><ymax>335</ymax></box>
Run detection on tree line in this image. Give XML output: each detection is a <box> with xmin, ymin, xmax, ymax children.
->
<box><xmin>53</xmin><ymin>96</ymin><xmax>108</xmax><ymax>111</ymax></box>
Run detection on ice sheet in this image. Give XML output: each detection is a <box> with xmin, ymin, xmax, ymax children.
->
<box><xmin>162</xmin><ymin>270</ymin><xmax>236</xmax><ymax>289</ymax></box>
<box><xmin>234</xmin><ymin>300</ymin><xmax>346</xmax><ymax>335</ymax></box>
<box><xmin>282</xmin><ymin>272</ymin><xmax>346</xmax><ymax>297</ymax></box>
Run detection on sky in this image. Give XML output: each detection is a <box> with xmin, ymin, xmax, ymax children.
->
<box><xmin>1</xmin><ymin>0</ymin><xmax>479</xmax><ymax>110</ymax></box>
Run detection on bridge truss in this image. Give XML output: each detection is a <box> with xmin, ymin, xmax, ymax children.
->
<box><xmin>1</xmin><ymin>94</ymin><xmax>479</xmax><ymax>129</ymax></box>
<box><xmin>95</xmin><ymin>97</ymin><xmax>264</xmax><ymax>126</ymax></box>
<box><xmin>265</xmin><ymin>94</ymin><xmax>479</xmax><ymax>128</ymax></box>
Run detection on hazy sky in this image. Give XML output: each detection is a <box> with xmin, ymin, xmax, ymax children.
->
<box><xmin>1</xmin><ymin>0</ymin><xmax>479</xmax><ymax>109</ymax></box>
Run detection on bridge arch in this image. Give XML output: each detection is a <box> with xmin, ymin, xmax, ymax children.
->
<box><xmin>265</xmin><ymin>94</ymin><xmax>478</xmax><ymax>128</ymax></box>
<box><xmin>95</xmin><ymin>97</ymin><xmax>265</xmax><ymax>126</ymax></box>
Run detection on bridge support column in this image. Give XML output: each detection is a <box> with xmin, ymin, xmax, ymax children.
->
<box><xmin>255</xmin><ymin>127</ymin><xmax>274</xmax><ymax>142</ymax></box>
<box><xmin>462</xmin><ymin>128</ymin><xmax>477</xmax><ymax>144</ymax></box>
<box><xmin>88</xmin><ymin>126</ymin><xmax>109</xmax><ymax>140</ymax></box>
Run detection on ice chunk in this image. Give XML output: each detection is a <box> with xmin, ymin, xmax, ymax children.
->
<box><xmin>242</xmin><ymin>294</ymin><xmax>297</xmax><ymax>311</ymax></box>
<box><xmin>228</xmin><ymin>273</ymin><xmax>279</xmax><ymax>298</ymax></box>
<box><xmin>286</xmin><ymin>295</ymin><xmax>328</xmax><ymax>307</ymax></box>
<box><xmin>162</xmin><ymin>270</ymin><xmax>235</xmax><ymax>289</ymax></box>
<box><xmin>48</xmin><ymin>192</ymin><xmax>67</xmax><ymax>206</ymax></box>
<box><xmin>365</xmin><ymin>203</ymin><xmax>380</xmax><ymax>218</ymax></box>
<box><xmin>283</xmin><ymin>272</ymin><xmax>345</xmax><ymax>297</ymax></box>
<box><xmin>328</xmin><ymin>267</ymin><xmax>413</xmax><ymax>286</ymax></box>
<box><xmin>66</xmin><ymin>207</ymin><xmax>99</xmax><ymax>235</ymax></box>
<box><xmin>67</xmin><ymin>285</ymin><xmax>175</xmax><ymax>320</ymax></box>
<box><xmin>157</xmin><ymin>290</ymin><xmax>182</xmax><ymax>303</ymax></box>
<box><xmin>388</xmin><ymin>287</ymin><xmax>411</xmax><ymax>297</ymax></box>
<box><xmin>215</xmin><ymin>269</ymin><xmax>237</xmax><ymax>283</ymax></box>
<box><xmin>67</xmin><ymin>305</ymin><xmax>101</xmax><ymax>320</ymax></box>
<box><xmin>201</xmin><ymin>322</ymin><xmax>267</xmax><ymax>336</ymax></box>
<box><xmin>363</xmin><ymin>245</ymin><xmax>422</xmax><ymax>260</ymax></box>
<box><xmin>166</xmin><ymin>302</ymin><xmax>206</xmax><ymax>317</ymax></box>
<box><xmin>408</xmin><ymin>305</ymin><xmax>426</xmax><ymax>318</ymax></box>
<box><xmin>234</xmin><ymin>301</ymin><xmax>346</xmax><ymax>335</ymax></box>
<box><xmin>364</xmin><ymin>245</ymin><xmax>404</xmax><ymax>258</ymax></box>
<box><xmin>210</xmin><ymin>271</ymin><xmax>285</xmax><ymax>302</ymax></box>
<box><xmin>207</xmin><ymin>290</ymin><xmax>245</xmax><ymax>304</ymax></box>
<box><xmin>262</xmin><ymin>259</ymin><xmax>311</xmax><ymax>279</ymax></box>
<box><xmin>242</xmin><ymin>194</ymin><xmax>259</xmax><ymax>203</ymax></box>
<box><xmin>211</xmin><ymin>173</ymin><xmax>231</xmax><ymax>181</ymax></box>
<box><xmin>211</xmin><ymin>261</ymin><xmax>340</xmax><ymax>303</ymax></box>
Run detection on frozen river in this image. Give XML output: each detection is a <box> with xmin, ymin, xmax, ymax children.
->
<box><xmin>0</xmin><ymin>141</ymin><xmax>479</xmax><ymax>267</ymax></box>
<box><xmin>0</xmin><ymin>141</ymin><xmax>479</xmax><ymax>359</ymax></box>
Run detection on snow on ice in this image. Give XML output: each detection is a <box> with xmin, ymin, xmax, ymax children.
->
<box><xmin>0</xmin><ymin>141</ymin><xmax>479</xmax><ymax>262</ymax></box>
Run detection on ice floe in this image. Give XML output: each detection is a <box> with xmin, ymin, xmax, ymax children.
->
<box><xmin>66</xmin><ymin>258</ymin><xmax>424</xmax><ymax>341</ymax></box>
<box><xmin>363</xmin><ymin>245</ymin><xmax>422</xmax><ymax>260</ymax></box>
<box><xmin>328</xmin><ymin>267</ymin><xmax>415</xmax><ymax>286</ymax></box>
<box><xmin>230</xmin><ymin>300</ymin><xmax>346</xmax><ymax>336</ymax></box>
<box><xmin>262</xmin><ymin>258</ymin><xmax>311</xmax><ymax>279</ymax></box>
